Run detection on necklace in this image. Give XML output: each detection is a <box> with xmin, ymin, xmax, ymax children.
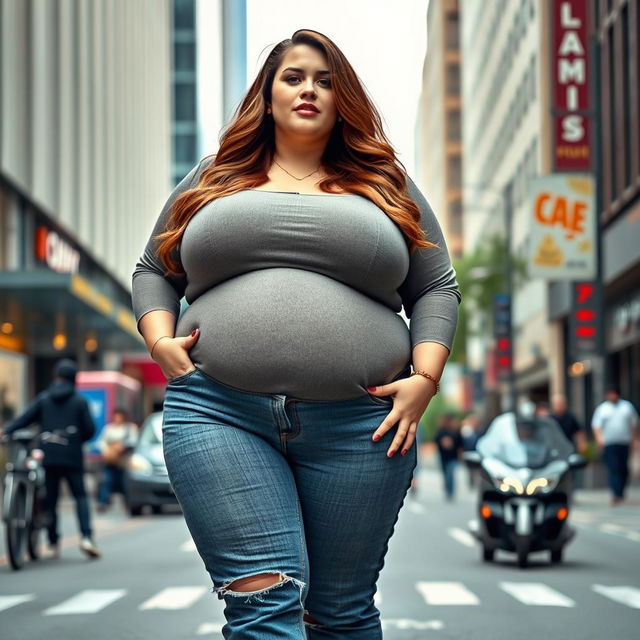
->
<box><xmin>273</xmin><ymin>158</ymin><xmax>322</xmax><ymax>181</ymax></box>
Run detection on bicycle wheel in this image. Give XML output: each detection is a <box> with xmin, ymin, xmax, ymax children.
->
<box><xmin>27</xmin><ymin>495</ymin><xmax>44</xmax><ymax>561</ymax></box>
<box><xmin>6</xmin><ymin>483</ymin><xmax>28</xmax><ymax>570</ymax></box>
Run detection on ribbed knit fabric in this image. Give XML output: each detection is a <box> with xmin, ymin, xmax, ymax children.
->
<box><xmin>132</xmin><ymin>158</ymin><xmax>461</xmax><ymax>400</ymax></box>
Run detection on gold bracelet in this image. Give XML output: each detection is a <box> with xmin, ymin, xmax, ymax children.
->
<box><xmin>410</xmin><ymin>370</ymin><xmax>440</xmax><ymax>395</ymax></box>
<box><xmin>150</xmin><ymin>335</ymin><xmax>172</xmax><ymax>359</ymax></box>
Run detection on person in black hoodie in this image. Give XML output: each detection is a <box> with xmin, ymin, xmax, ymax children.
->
<box><xmin>0</xmin><ymin>358</ymin><xmax>101</xmax><ymax>559</ymax></box>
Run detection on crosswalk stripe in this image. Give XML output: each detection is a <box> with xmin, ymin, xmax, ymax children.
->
<box><xmin>0</xmin><ymin>595</ymin><xmax>35</xmax><ymax>612</ymax></box>
<box><xmin>500</xmin><ymin>582</ymin><xmax>575</xmax><ymax>607</ymax></box>
<box><xmin>406</xmin><ymin>501</ymin><xmax>426</xmax><ymax>514</ymax></box>
<box><xmin>43</xmin><ymin>589</ymin><xmax>127</xmax><ymax>615</ymax></box>
<box><xmin>381</xmin><ymin>618</ymin><xmax>445</xmax><ymax>630</ymax></box>
<box><xmin>448</xmin><ymin>527</ymin><xmax>476</xmax><ymax>548</ymax></box>
<box><xmin>180</xmin><ymin>539</ymin><xmax>197</xmax><ymax>552</ymax></box>
<box><xmin>197</xmin><ymin>621</ymin><xmax>225</xmax><ymax>635</ymax></box>
<box><xmin>415</xmin><ymin>581</ymin><xmax>480</xmax><ymax>605</ymax></box>
<box><xmin>139</xmin><ymin>587</ymin><xmax>208</xmax><ymax>610</ymax></box>
<box><xmin>592</xmin><ymin>584</ymin><xmax>640</xmax><ymax>609</ymax></box>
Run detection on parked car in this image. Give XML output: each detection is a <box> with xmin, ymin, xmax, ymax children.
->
<box><xmin>124</xmin><ymin>412</ymin><xmax>179</xmax><ymax>516</ymax></box>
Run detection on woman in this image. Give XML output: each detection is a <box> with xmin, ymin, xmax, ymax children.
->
<box><xmin>132</xmin><ymin>29</ymin><xmax>460</xmax><ymax>639</ymax></box>
<box><xmin>95</xmin><ymin>407</ymin><xmax>138</xmax><ymax>513</ymax></box>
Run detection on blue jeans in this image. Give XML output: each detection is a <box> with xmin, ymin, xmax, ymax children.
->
<box><xmin>43</xmin><ymin>465</ymin><xmax>92</xmax><ymax>544</ymax></box>
<box><xmin>97</xmin><ymin>464</ymin><xmax>126</xmax><ymax>506</ymax></box>
<box><xmin>161</xmin><ymin>365</ymin><xmax>416</xmax><ymax>640</ymax></box>
<box><xmin>440</xmin><ymin>458</ymin><xmax>457</xmax><ymax>499</ymax></box>
<box><xmin>602</xmin><ymin>443</ymin><xmax>630</xmax><ymax>498</ymax></box>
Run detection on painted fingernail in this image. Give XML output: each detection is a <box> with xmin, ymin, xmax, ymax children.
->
<box><xmin>367</xmin><ymin>386</ymin><xmax>376</xmax><ymax>391</ymax></box>
<box><xmin>372</xmin><ymin>434</ymin><xmax>381</xmax><ymax>442</ymax></box>
<box><xmin>401</xmin><ymin>449</ymin><xmax>407</xmax><ymax>456</ymax></box>
<box><xmin>387</xmin><ymin>450</ymin><xmax>395</xmax><ymax>458</ymax></box>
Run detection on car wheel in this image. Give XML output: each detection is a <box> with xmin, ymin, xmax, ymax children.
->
<box><xmin>128</xmin><ymin>505</ymin><xmax>144</xmax><ymax>517</ymax></box>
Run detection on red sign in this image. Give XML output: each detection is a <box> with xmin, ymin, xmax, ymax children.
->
<box><xmin>551</xmin><ymin>0</ymin><xmax>591</xmax><ymax>171</ymax></box>
<box><xmin>34</xmin><ymin>225</ymin><xmax>80</xmax><ymax>274</ymax></box>
<box><xmin>570</xmin><ymin>281</ymin><xmax>602</xmax><ymax>356</ymax></box>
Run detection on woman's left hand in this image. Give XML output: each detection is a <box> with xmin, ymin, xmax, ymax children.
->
<box><xmin>367</xmin><ymin>375</ymin><xmax>437</xmax><ymax>457</ymax></box>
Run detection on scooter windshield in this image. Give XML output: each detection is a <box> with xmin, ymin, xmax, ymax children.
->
<box><xmin>476</xmin><ymin>413</ymin><xmax>574</xmax><ymax>469</ymax></box>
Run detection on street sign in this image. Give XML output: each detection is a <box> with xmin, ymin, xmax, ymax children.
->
<box><xmin>493</xmin><ymin>294</ymin><xmax>512</xmax><ymax>382</ymax></box>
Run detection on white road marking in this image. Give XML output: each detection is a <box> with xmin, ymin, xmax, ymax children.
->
<box><xmin>180</xmin><ymin>538</ymin><xmax>197</xmax><ymax>552</ymax></box>
<box><xmin>43</xmin><ymin>589</ymin><xmax>127</xmax><ymax>615</ymax></box>
<box><xmin>415</xmin><ymin>581</ymin><xmax>480</xmax><ymax>605</ymax></box>
<box><xmin>0</xmin><ymin>595</ymin><xmax>35</xmax><ymax>612</ymax></box>
<box><xmin>381</xmin><ymin>618</ymin><xmax>445</xmax><ymax>630</ymax></box>
<box><xmin>448</xmin><ymin>527</ymin><xmax>476</xmax><ymax>548</ymax></box>
<box><xmin>598</xmin><ymin>523</ymin><xmax>640</xmax><ymax>543</ymax></box>
<box><xmin>499</xmin><ymin>582</ymin><xmax>575</xmax><ymax>607</ymax></box>
<box><xmin>406</xmin><ymin>501</ymin><xmax>426</xmax><ymax>514</ymax></box>
<box><xmin>197</xmin><ymin>621</ymin><xmax>226</xmax><ymax>635</ymax></box>
<box><xmin>139</xmin><ymin>586</ymin><xmax>208</xmax><ymax>610</ymax></box>
<box><xmin>592</xmin><ymin>584</ymin><xmax>640</xmax><ymax>609</ymax></box>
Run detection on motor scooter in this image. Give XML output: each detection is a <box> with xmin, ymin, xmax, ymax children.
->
<box><xmin>462</xmin><ymin>412</ymin><xmax>588</xmax><ymax>568</ymax></box>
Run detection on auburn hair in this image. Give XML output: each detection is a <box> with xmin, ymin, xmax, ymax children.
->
<box><xmin>156</xmin><ymin>28</ymin><xmax>437</xmax><ymax>276</ymax></box>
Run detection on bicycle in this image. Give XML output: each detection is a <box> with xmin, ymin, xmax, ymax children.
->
<box><xmin>1</xmin><ymin>427</ymin><xmax>50</xmax><ymax>570</ymax></box>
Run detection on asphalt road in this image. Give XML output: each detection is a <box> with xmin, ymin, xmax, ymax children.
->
<box><xmin>1</xmin><ymin>461</ymin><xmax>639</xmax><ymax>639</ymax></box>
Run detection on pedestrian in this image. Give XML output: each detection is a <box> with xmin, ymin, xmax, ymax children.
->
<box><xmin>550</xmin><ymin>393</ymin><xmax>586</xmax><ymax>453</ymax></box>
<box><xmin>0</xmin><ymin>358</ymin><xmax>101</xmax><ymax>559</ymax></box>
<box><xmin>591</xmin><ymin>386</ymin><xmax>640</xmax><ymax>506</ymax></box>
<box><xmin>434</xmin><ymin>414</ymin><xmax>464</xmax><ymax>501</ymax></box>
<box><xmin>131</xmin><ymin>29</ymin><xmax>460</xmax><ymax>638</ymax></box>
<box><xmin>96</xmin><ymin>407</ymin><xmax>138</xmax><ymax>513</ymax></box>
<box><xmin>460</xmin><ymin>413</ymin><xmax>481</xmax><ymax>488</ymax></box>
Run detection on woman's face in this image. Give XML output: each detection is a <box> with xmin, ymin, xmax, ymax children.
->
<box><xmin>269</xmin><ymin>44</ymin><xmax>339</xmax><ymax>140</ymax></box>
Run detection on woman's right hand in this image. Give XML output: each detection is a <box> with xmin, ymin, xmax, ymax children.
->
<box><xmin>151</xmin><ymin>329</ymin><xmax>200</xmax><ymax>380</ymax></box>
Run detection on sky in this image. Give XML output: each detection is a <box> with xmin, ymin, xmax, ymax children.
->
<box><xmin>246</xmin><ymin>0</ymin><xmax>429</xmax><ymax>178</ymax></box>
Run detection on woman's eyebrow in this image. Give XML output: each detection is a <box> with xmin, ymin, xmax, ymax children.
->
<box><xmin>281</xmin><ymin>67</ymin><xmax>330</xmax><ymax>75</ymax></box>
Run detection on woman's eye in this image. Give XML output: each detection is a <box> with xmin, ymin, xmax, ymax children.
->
<box><xmin>285</xmin><ymin>76</ymin><xmax>331</xmax><ymax>88</ymax></box>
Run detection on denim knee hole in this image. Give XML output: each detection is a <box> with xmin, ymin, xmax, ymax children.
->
<box><xmin>210</xmin><ymin>571</ymin><xmax>306</xmax><ymax>604</ymax></box>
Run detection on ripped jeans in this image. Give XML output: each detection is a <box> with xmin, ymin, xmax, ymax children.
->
<box><xmin>161</xmin><ymin>365</ymin><xmax>416</xmax><ymax>639</ymax></box>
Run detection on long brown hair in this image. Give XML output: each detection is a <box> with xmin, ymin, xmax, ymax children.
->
<box><xmin>156</xmin><ymin>28</ymin><xmax>437</xmax><ymax>276</ymax></box>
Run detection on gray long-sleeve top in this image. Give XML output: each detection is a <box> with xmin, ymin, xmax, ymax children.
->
<box><xmin>132</xmin><ymin>157</ymin><xmax>461</xmax><ymax>401</ymax></box>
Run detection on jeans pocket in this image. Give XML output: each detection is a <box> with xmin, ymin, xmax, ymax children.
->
<box><xmin>167</xmin><ymin>367</ymin><xmax>198</xmax><ymax>385</ymax></box>
<box><xmin>366</xmin><ymin>392</ymin><xmax>394</xmax><ymax>407</ymax></box>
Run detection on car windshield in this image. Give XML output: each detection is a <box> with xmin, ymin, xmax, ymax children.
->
<box><xmin>476</xmin><ymin>413</ymin><xmax>574</xmax><ymax>469</ymax></box>
<box><xmin>138</xmin><ymin>413</ymin><xmax>163</xmax><ymax>446</ymax></box>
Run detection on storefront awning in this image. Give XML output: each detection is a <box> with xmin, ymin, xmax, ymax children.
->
<box><xmin>0</xmin><ymin>270</ymin><xmax>143</xmax><ymax>352</ymax></box>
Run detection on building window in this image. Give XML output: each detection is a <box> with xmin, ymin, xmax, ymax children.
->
<box><xmin>449</xmin><ymin>199</ymin><xmax>463</xmax><ymax>236</ymax></box>
<box><xmin>446</xmin><ymin>63</ymin><xmax>460</xmax><ymax>96</ymax></box>
<box><xmin>174</xmin><ymin>42</ymin><xmax>196</xmax><ymax>71</ymax></box>
<box><xmin>621</xmin><ymin>4</ymin><xmax>631</xmax><ymax>189</ymax></box>
<box><xmin>174</xmin><ymin>0</ymin><xmax>195</xmax><ymax>30</ymax></box>
<box><xmin>448</xmin><ymin>110</ymin><xmax>461</xmax><ymax>142</ymax></box>
<box><xmin>174</xmin><ymin>82</ymin><xmax>196</xmax><ymax>121</ymax></box>
<box><xmin>448</xmin><ymin>156</ymin><xmax>462</xmax><ymax>189</ymax></box>
<box><xmin>446</xmin><ymin>12</ymin><xmax>459</xmax><ymax>50</ymax></box>
<box><xmin>175</xmin><ymin>134</ymin><xmax>197</xmax><ymax>163</ymax></box>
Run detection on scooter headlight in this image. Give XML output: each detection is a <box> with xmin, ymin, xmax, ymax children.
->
<box><xmin>495</xmin><ymin>476</ymin><xmax>525</xmax><ymax>494</ymax></box>
<box><xmin>525</xmin><ymin>474</ymin><xmax>561</xmax><ymax>494</ymax></box>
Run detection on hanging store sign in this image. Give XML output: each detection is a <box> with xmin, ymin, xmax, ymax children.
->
<box><xmin>527</xmin><ymin>173</ymin><xmax>596</xmax><ymax>280</ymax></box>
<box><xmin>551</xmin><ymin>0</ymin><xmax>591</xmax><ymax>171</ymax></box>
<box><xmin>569</xmin><ymin>281</ymin><xmax>603</xmax><ymax>358</ymax></box>
<box><xmin>34</xmin><ymin>226</ymin><xmax>80</xmax><ymax>274</ymax></box>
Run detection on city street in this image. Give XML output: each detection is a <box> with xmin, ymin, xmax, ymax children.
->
<box><xmin>1</xmin><ymin>458</ymin><xmax>639</xmax><ymax>640</ymax></box>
